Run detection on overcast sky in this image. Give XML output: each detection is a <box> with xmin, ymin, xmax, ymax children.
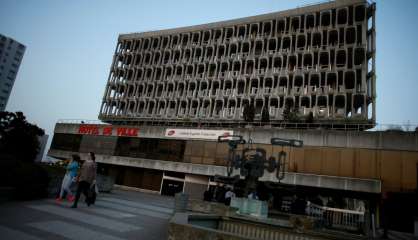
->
<box><xmin>1</xmin><ymin>0</ymin><xmax>418</xmax><ymax>157</ymax></box>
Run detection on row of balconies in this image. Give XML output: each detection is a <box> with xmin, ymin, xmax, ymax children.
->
<box><xmin>110</xmin><ymin>47</ymin><xmax>367</xmax><ymax>84</ymax></box>
<box><xmin>107</xmin><ymin>84</ymin><xmax>367</xmax><ymax>103</ymax></box>
<box><xmin>117</xmin><ymin>4</ymin><xmax>370</xmax><ymax>54</ymax></box>
<box><xmin>101</xmin><ymin>93</ymin><xmax>369</xmax><ymax>121</ymax></box>
<box><xmin>116</xmin><ymin>25</ymin><xmax>367</xmax><ymax>68</ymax></box>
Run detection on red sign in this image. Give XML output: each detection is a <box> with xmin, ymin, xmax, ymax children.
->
<box><xmin>78</xmin><ymin>125</ymin><xmax>139</xmax><ymax>137</ymax></box>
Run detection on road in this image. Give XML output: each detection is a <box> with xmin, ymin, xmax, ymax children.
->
<box><xmin>0</xmin><ymin>189</ymin><xmax>174</xmax><ymax>240</ymax></box>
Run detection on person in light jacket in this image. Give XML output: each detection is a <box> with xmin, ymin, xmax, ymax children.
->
<box><xmin>71</xmin><ymin>152</ymin><xmax>97</xmax><ymax>208</ymax></box>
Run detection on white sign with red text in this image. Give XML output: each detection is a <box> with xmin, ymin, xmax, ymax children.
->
<box><xmin>165</xmin><ymin>128</ymin><xmax>233</xmax><ymax>140</ymax></box>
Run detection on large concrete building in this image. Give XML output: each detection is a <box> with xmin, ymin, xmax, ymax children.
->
<box><xmin>99</xmin><ymin>0</ymin><xmax>376</xmax><ymax>129</ymax></box>
<box><xmin>48</xmin><ymin>0</ymin><xmax>418</xmax><ymax>234</ymax></box>
<box><xmin>0</xmin><ymin>34</ymin><xmax>25</xmax><ymax>111</ymax></box>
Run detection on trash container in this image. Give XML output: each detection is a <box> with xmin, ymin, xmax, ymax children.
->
<box><xmin>174</xmin><ymin>192</ymin><xmax>189</xmax><ymax>213</ymax></box>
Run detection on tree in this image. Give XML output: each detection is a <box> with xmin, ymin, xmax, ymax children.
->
<box><xmin>261</xmin><ymin>107</ymin><xmax>270</xmax><ymax>123</ymax></box>
<box><xmin>0</xmin><ymin>111</ymin><xmax>45</xmax><ymax>162</ymax></box>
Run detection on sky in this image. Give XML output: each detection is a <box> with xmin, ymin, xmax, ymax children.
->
<box><xmin>1</xmin><ymin>0</ymin><xmax>418</xmax><ymax>158</ymax></box>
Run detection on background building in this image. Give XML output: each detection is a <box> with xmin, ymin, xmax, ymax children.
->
<box><xmin>99</xmin><ymin>0</ymin><xmax>376</xmax><ymax>129</ymax></box>
<box><xmin>0</xmin><ymin>34</ymin><xmax>25</xmax><ymax>111</ymax></box>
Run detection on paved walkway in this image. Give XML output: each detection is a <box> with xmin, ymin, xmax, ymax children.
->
<box><xmin>0</xmin><ymin>189</ymin><xmax>174</xmax><ymax>240</ymax></box>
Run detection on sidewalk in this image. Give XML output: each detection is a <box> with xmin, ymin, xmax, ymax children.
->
<box><xmin>0</xmin><ymin>189</ymin><xmax>174</xmax><ymax>240</ymax></box>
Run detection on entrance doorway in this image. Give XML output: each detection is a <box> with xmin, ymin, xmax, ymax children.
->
<box><xmin>161</xmin><ymin>179</ymin><xmax>184</xmax><ymax>196</ymax></box>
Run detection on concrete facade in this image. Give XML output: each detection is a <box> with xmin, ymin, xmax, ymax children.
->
<box><xmin>99</xmin><ymin>0</ymin><xmax>376</xmax><ymax>128</ymax></box>
<box><xmin>0</xmin><ymin>34</ymin><xmax>25</xmax><ymax>111</ymax></box>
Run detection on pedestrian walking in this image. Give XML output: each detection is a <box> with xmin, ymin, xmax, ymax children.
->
<box><xmin>224</xmin><ymin>188</ymin><xmax>236</xmax><ymax>206</ymax></box>
<box><xmin>71</xmin><ymin>152</ymin><xmax>97</xmax><ymax>208</ymax></box>
<box><xmin>56</xmin><ymin>155</ymin><xmax>80</xmax><ymax>203</ymax></box>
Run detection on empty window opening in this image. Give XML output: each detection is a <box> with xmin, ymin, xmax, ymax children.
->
<box><xmin>264</xmin><ymin>22</ymin><xmax>272</xmax><ymax>35</ymax></box>
<box><xmin>254</xmin><ymin>41</ymin><xmax>263</xmax><ymax>55</ymax></box>
<box><xmin>355</xmin><ymin>5</ymin><xmax>366</xmax><ymax>22</ymax></box>
<box><xmin>327</xmin><ymin>73</ymin><xmax>337</xmax><ymax>89</ymax></box>
<box><xmin>218</xmin><ymin>45</ymin><xmax>225</xmax><ymax>57</ymax></box>
<box><xmin>255</xmin><ymin>99</ymin><xmax>264</xmax><ymax>115</ymax></box>
<box><xmin>279</xmin><ymin>77</ymin><xmax>288</xmax><ymax>87</ymax></box>
<box><xmin>138</xmin><ymin>102</ymin><xmax>146</xmax><ymax>114</ymax></box>
<box><xmin>294</xmin><ymin>75</ymin><xmax>303</xmax><ymax>87</ymax></box>
<box><xmin>345</xmin><ymin>71</ymin><xmax>355</xmax><ymax>89</ymax></box>
<box><xmin>250</xmin><ymin>24</ymin><xmax>259</xmax><ymax>37</ymax></box>
<box><xmin>238</xmin><ymin>26</ymin><xmax>246</xmax><ymax>38</ymax></box>
<box><xmin>176</xmin><ymin>66</ymin><xmax>182</xmax><ymax>77</ymax></box>
<box><xmin>259</xmin><ymin>58</ymin><xmax>268</xmax><ymax>71</ymax></box>
<box><xmin>197</xmin><ymin>64</ymin><xmax>205</xmax><ymax>75</ymax></box>
<box><xmin>192</xmin><ymin>33</ymin><xmax>200</xmax><ymax>44</ymax></box>
<box><xmin>214</xmin><ymin>100</ymin><xmax>223</xmax><ymax>115</ymax></box>
<box><xmin>152</xmin><ymin>38</ymin><xmax>159</xmax><ymax>49</ymax></box>
<box><xmin>169</xmin><ymin>101</ymin><xmax>176</xmax><ymax>114</ymax></box>
<box><xmin>312</xmin><ymin>33</ymin><xmax>321</xmax><ymax>48</ymax></box>
<box><xmin>353</xmin><ymin>95</ymin><xmax>364</xmax><ymax>114</ymax></box>
<box><xmin>306</xmin><ymin>15</ymin><xmax>315</xmax><ymax>29</ymax></box>
<box><xmin>163</xmin><ymin>51</ymin><xmax>170</xmax><ymax>64</ymax></box>
<box><xmin>173</xmin><ymin>51</ymin><xmax>181</xmax><ymax>62</ymax></box>
<box><xmin>230</xmin><ymin>44</ymin><xmax>238</xmax><ymax>55</ymax></box>
<box><xmin>209</xmin><ymin>64</ymin><xmax>216</xmax><ymax>77</ymax></box>
<box><xmin>143</xmin><ymin>39</ymin><xmax>150</xmax><ymax>50</ymax></box>
<box><xmin>148</xmin><ymin>101</ymin><xmax>155</xmax><ymax>114</ymax></box>
<box><xmin>268</xmin><ymin>39</ymin><xmax>277</xmax><ymax>51</ymax></box>
<box><xmin>224</xmin><ymin>81</ymin><xmax>232</xmax><ymax>91</ymax></box>
<box><xmin>155</xmin><ymin>68</ymin><xmax>162</xmax><ymax>80</ymax></box>
<box><xmin>319</xmin><ymin>52</ymin><xmax>329</xmax><ymax>67</ymax></box>
<box><xmin>167</xmin><ymin>83</ymin><xmax>174</xmax><ymax>92</ymax></box>
<box><xmin>242</xmin><ymin>42</ymin><xmax>250</xmax><ymax>53</ymax></box>
<box><xmin>265</xmin><ymin>78</ymin><xmax>273</xmax><ymax>88</ymax></box>
<box><xmin>317</xmin><ymin>96</ymin><xmax>327</xmax><ymax>107</ymax></box>
<box><xmin>146</xmin><ymin>68</ymin><xmax>153</xmax><ymax>79</ymax></box>
<box><xmin>310</xmin><ymin>74</ymin><xmax>320</xmax><ymax>87</ymax></box>
<box><xmin>206</xmin><ymin>47</ymin><xmax>214</xmax><ymax>59</ymax></box>
<box><xmin>329</xmin><ymin>30</ymin><xmax>338</xmax><ymax>46</ymax></box>
<box><xmin>203</xmin><ymin>31</ymin><xmax>211</xmax><ymax>43</ymax></box>
<box><xmin>158</xmin><ymin>101</ymin><xmax>166</xmax><ymax>114</ymax></box>
<box><xmin>335</xmin><ymin>95</ymin><xmax>345</xmax><ymax>108</ymax></box>
<box><xmin>301</xmin><ymin>97</ymin><xmax>310</xmax><ymax>108</ymax></box>
<box><xmin>172</xmin><ymin>35</ymin><xmax>179</xmax><ymax>46</ymax></box>
<box><xmin>200</xmin><ymin>82</ymin><xmax>208</xmax><ymax>91</ymax></box>
<box><xmin>297</xmin><ymin>35</ymin><xmax>306</xmax><ymax>49</ymax></box>
<box><xmin>291</xmin><ymin>17</ymin><xmax>300</xmax><ymax>32</ymax></box>
<box><xmin>144</xmin><ymin>54</ymin><xmax>151</xmax><ymax>65</ymax></box>
<box><xmin>288</xmin><ymin>55</ymin><xmax>297</xmax><ymax>71</ymax></box>
<box><xmin>250</xmin><ymin>79</ymin><xmax>258</xmax><ymax>91</ymax></box>
<box><xmin>338</xmin><ymin>8</ymin><xmax>348</xmax><ymax>25</ymax></box>
<box><xmin>186</xmin><ymin>65</ymin><xmax>193</xmax><ymax>76</ymax></box>
<box><xmin>336</xmin><ymin>50</ymin><xmax>346</xmax><ymax>67</ymax></box>
<box><xmin>273</xmin><ymin>57</ymin><xmax>282</xmax><ymax>69</ymax></box>
<box><xmin>354</xmin><ymin>48</ymin><xmax>365</xmax><ymax>65</ymax></box>
<box><xmin>346</xmin><ymin>27</ymin><xmax>356</xmax><ymax>44</ymax></box>
<box><xmin>270</xmin><ymin>98</ymin><xmax>279</xmax><ymax>108</ymax></box>
<box><xmin>233</xmin><ymin>61</ymin><xmax>241</xmax><ymax>73</ymax></box>
<box><xmin>182</xmin><ymin>34</ymin><xmax>189</xmax><ymax>46</ymax></box>
<box><xmin>184</xmin><ymin>49</ymin><xmax>191</xmax><ymax>61</ymax></box>
<box><xmin>212</xmin><ymin>81</ymin><xmax>220</xmax><ymax>95</ymax></box>
<box><xmin>285</xmin><ymin>97</ymin><xmax>294</xmax><ymax>109</ymax></box>
<box><xmin>156</xmin><ymin>84</ymin><xmax>163</xmax><ymax>96</ymax></box>
<box><xmin>321</xmin><ymin>11</ymin><xmax>331</xmax><ymax>27</ymax></box>
<box><xmin>246</xmin><ymin>61</ymin><xmax>254</xmax><ymax>74</ymax></box>
<box><xmin>189</xmin><ymin>82</ymin><xmax>196</xmax><ymax>92</ymax></box>
<box><xmin>162</xmin><ymin>37</ymin><xmax>169</xmax><ymax>48</ymax></box>
<box><xmin>195</xmin><ymin>48</ymin><xmax>202</xmax><ymax>59</ymax></box>
<box><xmin>214</xmin><ymin>29</ymin><xmax>222</xmax><ymax>41</ymax></box>
<box><xmin>225</xmin><ymin>28</ymin><xmax>234</xmax><ymax>40</ymax></box>
<box><xmin>277</xmin><ymin>19</ymin><xmax>286</xmax><ymax>33</ymax></box>
<box><xmin>237</xmin><ymin>81</ymin><xmax>245</xmax><ymax>94</ymax></box>
<box><xmin>303</xmin><ymin>54</ymin><xmax>313</xmax><ymax>68</ymax></box>
<box><xmin>357</xmin><ymin>25</ymin><xmax>363</xmax><ymax>45</ymax></box>
<box><xmin>134</xmin><ymin>54</ymin><xmax>142</xmax><ymax>65</ymax></box>
<box><xmin>153</xmin><ymin>52</ymin><xmax>161</xmax><ymax>65</ymax></box>
<box><xmin>220</xmin><ymin>62</ymin><xmax>228</xmax><ymax>73</ymax></box>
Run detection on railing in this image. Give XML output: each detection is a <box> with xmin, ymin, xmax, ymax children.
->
<box><xmin>307</xmin><ymin>203</ymin><xmax>365</xmax><ymax>231</ymax></box>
